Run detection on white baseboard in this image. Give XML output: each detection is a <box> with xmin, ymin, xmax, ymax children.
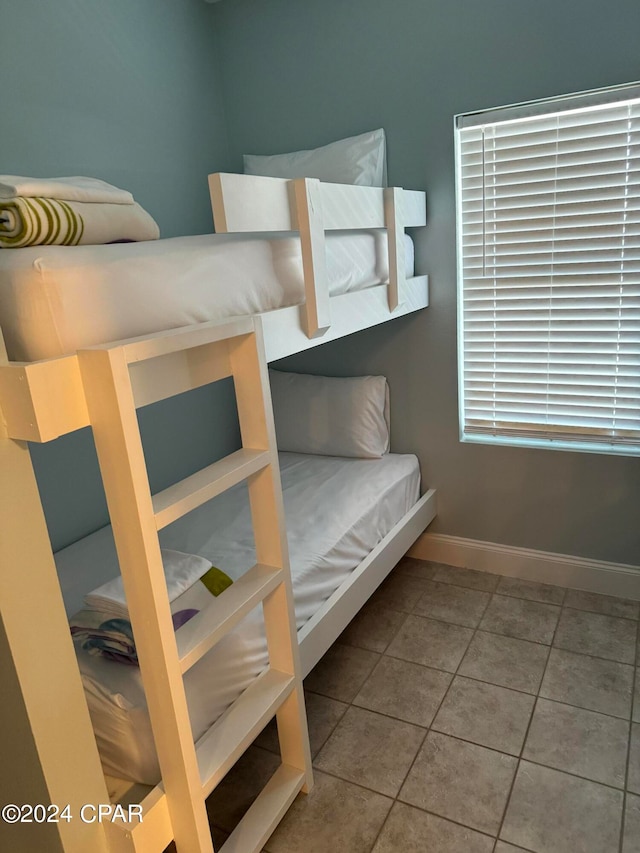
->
<box><xmin>409</xmin><ymin>532</ymin><xmax>640</xmax><ymax>601</ymax></box>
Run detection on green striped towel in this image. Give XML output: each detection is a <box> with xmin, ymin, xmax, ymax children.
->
<box><xmin>0</xmin><ymin>197</ymin><xmax>84</xmax><ymax>247</ymax></box>
<box><xmin>0</xmin><ymin>196</ymin><xmax>159</xmax><ymax>248</ymax></box>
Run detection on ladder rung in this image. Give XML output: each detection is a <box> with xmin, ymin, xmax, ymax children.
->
<box><xmin>105</xmin><ymin>783</ymin><xmax>173</xmax><ymax>850</ymax></box>
<box><xmin>178</xmin><ymin>564</ymin><xmax>283</xmax><ymax>674</ymax></box>
<box><xmin>197</xmin><ymin>668</ymin><xmax>295</xmax><ymax>797</ymax></box>
<box><xmin>153</xmin><ymin>448</ymin><xmax>270</xmax><ymax>529</ymax></box>
<box><xmin>218</xmin><ymin>764</ymin><xmax>305</xmax><ymax>853</ymax></box>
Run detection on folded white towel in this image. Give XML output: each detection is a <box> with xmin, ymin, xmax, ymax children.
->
<box><xmin>85</xmin><ymin>549</ymin><xmax>213</xmax><ymax>619</ymax></box>
<box><xmin>0</xmin><ymin>175</ymin><xmax>134</xmax><ymax>205</ymax></box>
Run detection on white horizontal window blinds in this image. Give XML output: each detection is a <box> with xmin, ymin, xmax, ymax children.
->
<box><xmin>456</xmin><ymin>89</ymin><xmax>640</xmax><ymax>453</ymax></box>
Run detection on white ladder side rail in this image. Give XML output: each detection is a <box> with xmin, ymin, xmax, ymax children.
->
<box><xmin>78</xmin><ymin>345</ymin><xmax>214</xmax><ymax>853</ymax></box>
<box><xmin>0</xmin><ymin>332</ymin><xmax>112</xmax><ymax>853</ymax></box>
<box><xmin>229</xmin><ymin>320</ymin><xmax>313</xmax><ymax>791</ymax></box>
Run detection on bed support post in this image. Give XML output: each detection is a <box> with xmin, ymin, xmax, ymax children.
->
<box><xmin>384</xmin><ymin>186</ymin><xmax>406</xmax><ymax>311</ymax></box>
<box><xmin>292</xmin><ymin>178</ymin><xmax>331</xmax><ymax>338</ymax></box>
<box><xmin>0</xmin><ymin>333</ymin><xmax>111</xmax><ymax>853</ymax></box>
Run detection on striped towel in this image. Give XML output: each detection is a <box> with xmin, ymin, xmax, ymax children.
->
<box><xmin>0</xmin><ymin>196</ymin><xmax>159</xmax><ymax>248</ymax></box>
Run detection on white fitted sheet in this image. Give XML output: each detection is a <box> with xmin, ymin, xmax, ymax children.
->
<box><xmin>55</xmin><ymin>451</ymin><xmax>420</xmax><ymax>783</ymax></box>
<box><xmin>0</xmin><ymin>230</ymin><xmax>414</xmax><ymax>361</ymax></box>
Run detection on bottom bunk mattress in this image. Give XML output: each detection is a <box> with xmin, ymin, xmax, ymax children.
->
<box><xmin>55</xmin><ymin>451</ymin><xmax>421</xmax><ymax>784</ymax></box>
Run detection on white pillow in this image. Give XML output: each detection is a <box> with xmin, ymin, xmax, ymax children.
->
<box><xmin>269</xmin><ymin>370</ymin><xmax>390</xmax><ymax>458</ymax></box>
<box><xmin>244</xmin><ymin>129</ymin><xmax>388</xmax><ymax>187</ymax></box>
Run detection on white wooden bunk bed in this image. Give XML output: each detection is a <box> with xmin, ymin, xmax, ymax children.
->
<box><xmin>0</xmin><ymin>174</ymin><xmax>437</xmax><ymax>853</ymax></box>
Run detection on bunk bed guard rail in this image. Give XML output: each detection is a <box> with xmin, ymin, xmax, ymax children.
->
<box><xmin>208</xmin><ymin>173</ymin><xmax>427</xmax><ymax>339</ymax></box>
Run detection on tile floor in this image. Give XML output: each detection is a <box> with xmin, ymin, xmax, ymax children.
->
<box><xmin>204</xmin><ymin>559</ymin><xmax>640</xmax><ymax>852</ymax></box>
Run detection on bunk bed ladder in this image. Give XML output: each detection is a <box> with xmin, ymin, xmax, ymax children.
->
<box><xmin>76</xmin><ymin>316</ymin><xmax>313</xmax><ymax>853</ymax></box>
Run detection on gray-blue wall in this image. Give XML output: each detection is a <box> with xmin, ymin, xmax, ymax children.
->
<box><xmin>214</xmin><ymin>0</ymin><xmax>640</xmax><ymax>566</ymax></box>
<box><xmin>3</xmin><ymin>0</ymin><xmax>640</xmax><ymax>565</ymax></box>
<box><xmin>2</xmin><ymin>0</ymin><xmax>240</xmax><ymax>549</ymax></box>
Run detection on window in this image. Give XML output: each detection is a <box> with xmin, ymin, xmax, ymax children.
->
<box><xmin>455</xmin><ymin>83</ymin><xmax>640</xmax><ymax>455</ymax></box>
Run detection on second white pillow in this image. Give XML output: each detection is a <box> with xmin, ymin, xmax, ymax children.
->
<box><xmin>269</xmin><ymin>369</ymin><xmax>390</xmax><ymax>458</ymax></box>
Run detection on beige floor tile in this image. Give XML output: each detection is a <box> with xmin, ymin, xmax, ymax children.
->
<box><xmin>393</xmin><ymin>557</ymin><xmax>437</xmax><ymax>580</ymax></box>
<box><xmin>340</xmin><ymin>600</ymin><xmax>407</xmax><ymax>653</ymax></box>
<box><xmin>255</xmin><ymin>692</ymin><xmax>348</xmax><ymax>758</ymax></box>
<box><xmin>634</xmin><ymin>672</ymin><xmax>640</xmax><ymax>724</ymax></box>
<box><xmin>523</xmin><ymin>698</ymin><xmax>629</xmax><ymax>788</ymax></box>
<box><xmin>541</xmin><ymin>648</ymin><xmax>633</xmax><ymax>718</ymax></box>
<box><xmin>623</xmin><ymin>793</ymin><xmax>640</xmax><ymax>853</ymax></box>
<box><xmin>314</xmin><ymin>706</ymin><xmax>424</xmax><ymax>797</ymax></box>
<box><xmin>399</xmin><ymin>731</ymin><xmax>517</xmax><ymax>835</ymax></box>
<box><xmin>386</xmin><ymin>614</ymin><xmax>473</xmax><ymax>672</ymax></box>
<box><xmin>554</xmin><ymin>608</ymin><xmax>637</xmax><ymax>664</ymax></box>
<box><xmin>413</xmin><ymin>580</ymin><xmax>490</xmax><ymax>628</ymax></box>
<box><xmin>304</xmin><ymin>643</ymin><xmax>379</xmax><ymax>702</ymax></box>
<box><xmin>431</xmin><ymin>564</ymin><xmax>500</xmax><ymax>592</ymax></box>
<box><xmin>354</xmin><ymin>655</ymin><xmax>452</xmax><ymax>727</ymax></box>
<box><xmin>372</xmin><ymin>801</ymin><xmax>494</xmax><ymax>853</ymax></box>
<box><xmin>208</xmin><ymin>572</ymin><xmax>638</xmax><ymax>853</ymax></box>
<box><xmin>432</xmin><ymin>676</ymin><xmax>535</xmax><ymax>755</ymax></box>
<box><xmin>496</xmin><ymin>575</ymin><xmax>565</xmax><ymax>605</ymax></box>
<box><xmin>264</xmin><ymin>771</ymin><xmax>392</xmax><ymax>853</ymax></box>
<box><xmin>371</xmin><ymin>572</ymin><xmax>433</xmax><ymax>612</ymax></box>
<box><xmin>253</xmin><ymin>717</ymin><xmax>281</xmax><ymax>755</ymax></box>
<box><xmin>205</xmin><ymin>745</ymin><xmax>281</xmax><ymax>833</ymax></box>
<box><xmin>565</xmin><ymin>588</ymin><xmax>639</xmax><ymax>621</ymax></box>
<box><xmin>459</xmin><ymin>630</ymin><xmax>549</xmax><ymax>694</ymax></box>
<box><xmin>501</xmin><ymin>761</ymin><xmax>623</xmax><ymax>853</ymax></box>
<box><xmin>480</xmin><ymin>594</ymin><xmax>560</xmax><ymax>644</ymax></box>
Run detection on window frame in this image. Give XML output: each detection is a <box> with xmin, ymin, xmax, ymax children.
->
<box><xmin>455</xmin><ymin>81</ymin><xmax>640</xmax><ymax>458</ymax></box>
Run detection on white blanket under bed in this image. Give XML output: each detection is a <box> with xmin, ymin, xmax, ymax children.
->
<box><xmin>0</xmin><ymin>230</ymin><xmax>414</xmax><ymax>362</ymax></box>
<box><xmin>55</xmin><ymin>451</ymin><xmax>420</xmax><ymax>784</ymax></box>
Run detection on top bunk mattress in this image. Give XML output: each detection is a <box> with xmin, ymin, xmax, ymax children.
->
<box><xmin>0</xmin><ymin>230</ymin><xmax>414</xmax><ymax>362</ymax></box>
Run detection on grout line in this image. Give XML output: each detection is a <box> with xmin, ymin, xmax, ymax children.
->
<box><xmin>561</xmin><ymin>603</ymin><xmax>639</xmax><ymax>623</ymax></box>
<box><xmin>443</xmin><ymin>605</ymin><xmax>631</xmax><ymax>665</ymax></box>
<box><xmin>266</xmin><ymin>563</ymin><xmax>638</xmax><ymax>851</ymax></box>
<box><xmin>309</xmin><ymin>677</ymin><xmax>634</xmax><ymax>756</ymax></box>
<box><xmin>373</xmin><ymin>565</ymin><xmax>637</xmax><ymax>849</ymax></box>
<box><xmin>379</xmin><ymin>603</ymin><xmax>412</xmax><ymax>655</ymax></box>
<box><xmin>367</xmin><ymin>580</ymin><xmax>497</xmax><ymax>851</ymax></box>
<box><xmin>366</xmin><ymin>564</ymin><xmax>449</xmax><ymax>850</ymax></box>
<box><xmin>619</xmin><ymin>619</ymin><xmax>638</xmax><ymax>853</ymax></box>
<box><xmin>493</xmin><ymin>586</ymin><xmax>561</xmax><ymax>847</ymax></box>
<box><xmin>315</xmin><ymin>636</ymin><xmax>634</xmax><ymax>723</ymax></box>
<box><xmin>312</xmin><ymin>764</ymin><xmax>503</xmax><ymax>847</ymax></box>
<box><xmin>426</xmin><ymin>568</ymin><xmax>638</xmax><ymax>621</ymax></box>
<box><xmin>377</xmin><ymin>605</ymin><xmax>636</xmax><ymax>668</ymax></box>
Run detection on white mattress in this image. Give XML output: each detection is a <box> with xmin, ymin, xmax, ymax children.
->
<box><xmin>55</xmin><ymin>451</ymin><xmax>420</xmax><ymax>783</ymax></box>
<box><xmin>0</xmin><ymin>230</ymin><xmax>414</xmax><ymax>361</ymax></box>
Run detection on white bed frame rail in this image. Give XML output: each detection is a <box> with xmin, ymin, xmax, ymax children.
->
<box><xmin>209</xmin><ymin>173</ymin><xmax>428</xmax><ymax>343</ymax></box>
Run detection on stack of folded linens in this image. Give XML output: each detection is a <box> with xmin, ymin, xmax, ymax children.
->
<box><xmin>70</xmin><ymin>549</ymin><xmax>233</xmax><ymax>666</ymax></box>
<box><xmin>0</xmin><ymin>175</ymin><xmax>159</xmax><ymax>247</ymax></box>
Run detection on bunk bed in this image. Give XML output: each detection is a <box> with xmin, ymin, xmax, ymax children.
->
<box><xmin>0</xmin><ymin>173</ymin><xmax>437</xmax><ymax>853</ymax></box>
